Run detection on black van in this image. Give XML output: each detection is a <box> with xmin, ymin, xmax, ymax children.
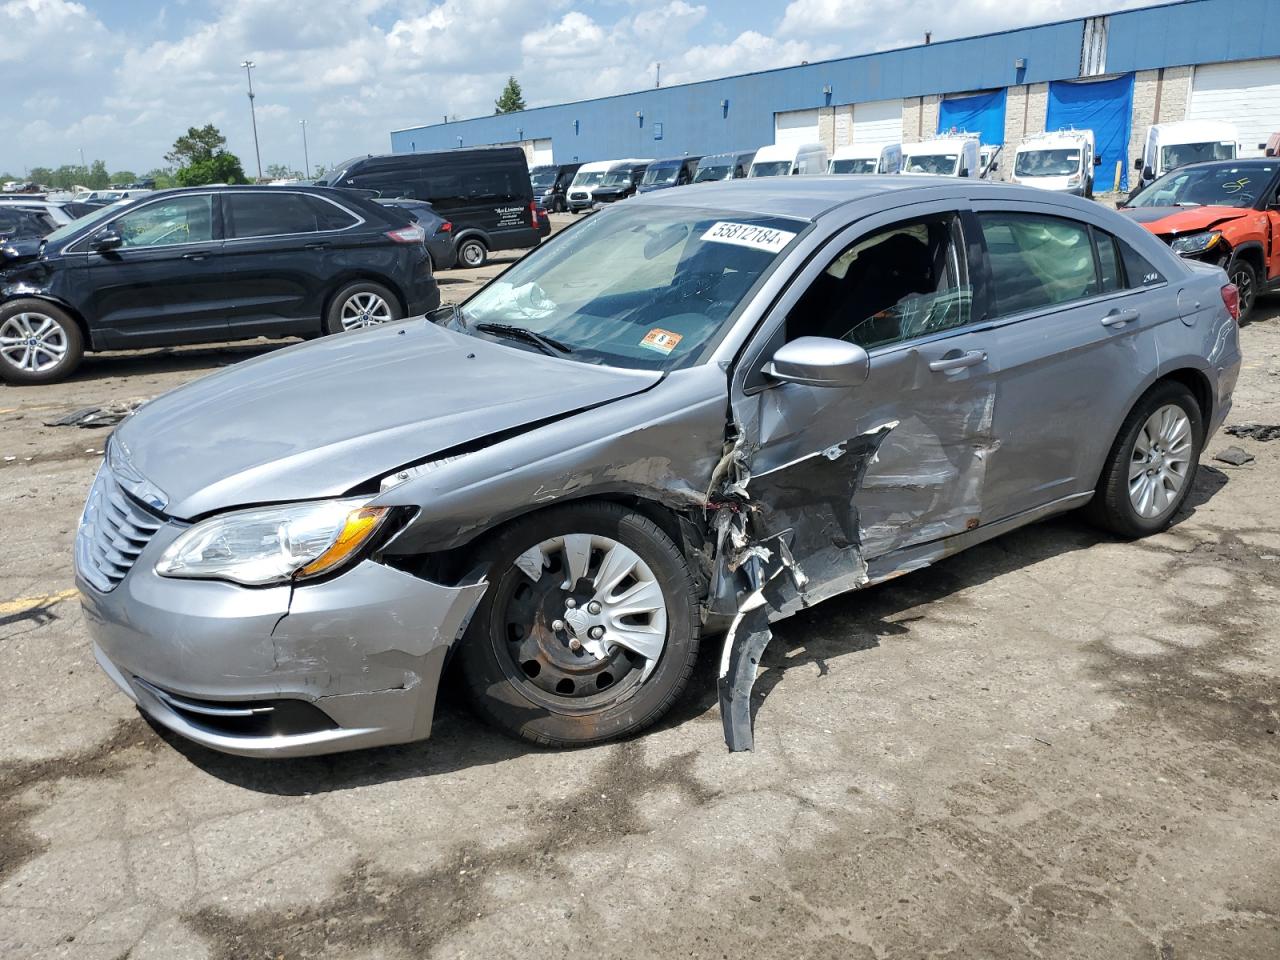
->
<box><xmin>320</xmin><ymin>147</ymin><xmax>537</xmax><ymax>268</ymax></box>
<box><xmin>529</xmin><ymin>162</ymin><xmax>582</xmax><ymax>213</ymax></box>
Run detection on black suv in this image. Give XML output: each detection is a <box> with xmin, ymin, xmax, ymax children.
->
<box><xmin>0</xmin><ymin>186</ymin><xmax>438</xmax><ymax>384</ymax></box>
<box><xmin>319</xmin><ymin>147</ymin><xmax>539</xmax><ymax>268</ymax></box>
<box><xmin>529</xmin><ymin>162</ymin><xmax>582</xmax><ymax>213</ymax></box>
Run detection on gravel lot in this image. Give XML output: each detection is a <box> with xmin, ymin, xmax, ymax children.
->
<box><xmin>2</xmin><ymin>212</ymin><xmax>1278</xmax><ymax>959</ymax></box>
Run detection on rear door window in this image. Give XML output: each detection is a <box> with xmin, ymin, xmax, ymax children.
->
<box><xmin>226</xmin><ymin>192</ymin><xmax>326</xmax><ymax>238</ymax></box>
<box><xmin>978</xmin><ymin>212</ymin><xmax>1099</xmax><ymax>316</ymax></box>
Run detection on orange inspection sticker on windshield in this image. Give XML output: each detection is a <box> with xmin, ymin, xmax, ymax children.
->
<box><xmin>640</xmin><ymin>328</ymin><xmax>683</xmax><ymax>354</ymax></box>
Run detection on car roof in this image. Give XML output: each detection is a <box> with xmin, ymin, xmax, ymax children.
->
<box><xmin>627</xmin><ymin>175</ymin><xmax>1090</xmax><ymax>221</ymax></box>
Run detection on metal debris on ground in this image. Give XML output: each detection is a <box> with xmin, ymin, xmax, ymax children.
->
<box><xmin>1214</xmin><ymin>446</ymin><xmax>1256</xmax><ymax>466</ymax></box>
<box><xmin>43</xmin><ymin>399</ymin><xmax>149</xmax><ymax>429</ymax></box>
<box><xmin>1225</xmin><ymin>423</ymin><xmax>1280</xmax><ymax>442</ymax></box>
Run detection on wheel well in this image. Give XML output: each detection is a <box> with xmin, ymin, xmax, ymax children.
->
<box><xmin>1227</xmin><ymin>242</ymin><xmax>1264</xmax><ymax>276</ymax></box>
<box><xmin>1159</xmin><ymin>367</ymin><xmax>1213</xmax><ymax>427</ymax></box>
<box><xmin>2</xmin><ymin>295</ymin><xmax>93</xmax><ymax>350</ymax></box>
<box><xmin>323</xmin><ymin>273</ymin><xmax>408</xmax><ymax>323</ymax></box>
<box><xmin>454</xmin><ymin>231</ymin><xmax>490</xmax><ymax>250</ymax></box>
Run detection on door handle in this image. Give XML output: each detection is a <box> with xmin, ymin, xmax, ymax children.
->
<box><xmin>181</xmin><ymin>251</ymin><xmax>209</xmax><ymax>261</ymax></box>
<box><xmin>304</xmin><ymin>241</ymin><xmax>330</xmax><ymax>250</ymax></box>
<box><xmin>927</xmin><ymin>349</ymin><xmax>986</xmax><ymax>373</ymax></box>
<box><xmin>1101</xmin><ymin>308</ymin><xmax>1140</xmax><ymax>327</ymax></box>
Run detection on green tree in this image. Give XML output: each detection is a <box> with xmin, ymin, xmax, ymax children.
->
<box><xmin>110</xmin><ymin>170</ymin><xmax>138</xmax><ymax>185</ymax></box>
<box><xmin>144</xmin><ymin>167</ymin><xmax>177</xmax><ymax>188</ymax></box>
<box><xmin>165</xmin><ymin>124</ymin><xmax>228</xmax><ymax>167</ymax></box>
<box><xmin>87</xmin><ymin>159</ymin><xmax>109</xmax><ymax>189</ymax></box>
<box><xmin>494</xmin><ymin>76</ymin><xmax>526</xmax><ymax>114</ymax></box>
<box><xmin>265</xmin><ymin>163</ymin><xmax>303</xmax><ymax>180</ymax></box>
<box><xmin>29</xmin><ymin>166</ymin><xmax>54</xmax><ymax>186</ymax></box>
<box><xmin>175</xmin><ymin>152</ymin><xmax>247</xmax><ymax>186</ymax></box>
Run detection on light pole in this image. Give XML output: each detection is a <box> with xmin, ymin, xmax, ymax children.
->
<box><xmin>240</xmin><ymin>59</ymin><xmax>264</xmax><ymax>182</ymax></box>
<box><xmin>299</xmin><ymin>119</ymin><xmax>310</xmax><ymax>178</ymax></box>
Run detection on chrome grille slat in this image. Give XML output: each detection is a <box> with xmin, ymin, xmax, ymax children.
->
<box><xmin>76</xmin><ymin>464</ymin><xmax>166</xmax><ymax>592</ymax></box>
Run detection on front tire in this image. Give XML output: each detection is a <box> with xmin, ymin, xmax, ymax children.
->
<box><xmin>324</xmin><ymin>281</ymin><xmax>401</xmax><ymax>335</ymax></box>
<box><xmin>459</xmin><ymin>502</ymin><xmax>699</xmax><ymax>747</ymax></box>
<box><xmin>1085</xmin><ymin>381</ymin><xmax>1203</xmax><ymax>538</ymax></box>
<box><xmin>457</xmin><ymin>237</ymin><xmax>488</xmax><ymax>269</ymax></box>
<box><xmin>0</xmin><ymin>299</ymin><xmax>84</xmax><ymax>385</ymax></box>
<box><xmin>1226</xmin><ymin>257</ymin><xmax>1257</xmax><ymax>322</ymax></box>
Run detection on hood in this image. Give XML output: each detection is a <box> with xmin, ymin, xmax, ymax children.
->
<box><xmin>1119</xmin><ymin>205</ymin><xmax>1251</xmax><ymax>233</ymax></box>
<box><xmin>114</xmin><ymin>319</ymin><xmax>662</xmax><ymax>519</ymax></box>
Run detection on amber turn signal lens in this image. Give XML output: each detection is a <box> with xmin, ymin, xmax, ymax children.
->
<box><xmin>295</xmin><ymin>506</ymin><xmax>391</xmax><ymax>580</ymax></box>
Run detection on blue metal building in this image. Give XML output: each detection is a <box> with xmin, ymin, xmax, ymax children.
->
<box><xmin>390</xmin><ymin>0</ymin><xmax>1280</xmax><ymax>190</ymax></box>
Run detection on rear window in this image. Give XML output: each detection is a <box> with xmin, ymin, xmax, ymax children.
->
<box><xmin>227</xmin><ymin>193</ymin><xmax>357</xmax><ymax>238</ymax></box>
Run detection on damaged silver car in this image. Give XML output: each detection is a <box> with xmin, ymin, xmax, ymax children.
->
<box><xmin>77</xmin><ymin>178</ymin><xmax>1242</xmax><ymax>757</ymax></box>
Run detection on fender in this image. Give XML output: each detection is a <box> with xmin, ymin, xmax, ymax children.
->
<box><xmin>451</xmin><ymin>227</ymin><xmax>491</xmax><ymax>250</ymax></box>
<box><xmin>0</xmin><ymin>288</ymin><xmax>96</xmax><ymax>349</ymax></box>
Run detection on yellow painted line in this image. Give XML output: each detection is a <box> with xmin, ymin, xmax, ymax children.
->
<box><xmin>0</xmin><ymin>588</ymin><xmax>79</xmax><ymax>616</ymax></box>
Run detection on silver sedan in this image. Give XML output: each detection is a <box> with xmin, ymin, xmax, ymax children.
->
<box><xmin>76</xmin><ymin>177</ymin><xmax>1242</xmax><ymax>757</ymax></box>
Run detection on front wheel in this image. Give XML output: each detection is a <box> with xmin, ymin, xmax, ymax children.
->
<box><xmin>0</xmin><ymin>299</ymin><xmax>84</xmax><ymax>385</ymax></box>
<box><xmin>324</xmin><ymin>281</ymin><xmax>401</xmax><ymax>335</ymax></box>
<box><xmin>459</xmin><ymin>502</ymin><xmax>699</xmax><ymax>747</ymax></box>
<box><xmin>1226</xmin><ymin>257</ymin><xmax>1257</xmax><ymax>322</ymax></box>
<box><xmin>457</xmin><ymin>237</ymin><xmax>488</xmax><ymax>269</ymax></box>
<box><xmin>1085</xmin><ymin>381</ymin><xmax>1203</xmax><ymax>538</ymax></box>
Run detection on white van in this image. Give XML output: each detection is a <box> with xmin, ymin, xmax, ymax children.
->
<box><xmin>829</xmin><ymin>143</ymin><xmax>902</xmax><ymax>175</ymax></box>
<box><xmin>901</xmin><ymin>136</ymin><xmax>981</xmax><ymax>178</ymax></box>
<box><xmin>749</xmin><ymin>142</ymin><xmax>829</xmax><ymax>177</ymax></box>
<box><xmin>1011</xmin><ymin>129</ymin><xmax>1098</xmax><ymax>196</ymax></box>
<box><xmin>1135</xmin><ymin>120</ymin><xmax>1238</xmax><ymax>187</ymax></box>
<box><xmin>566</xmin><ymin>160</ymin><xmax>614</xmax><ymax>213</ymax></box>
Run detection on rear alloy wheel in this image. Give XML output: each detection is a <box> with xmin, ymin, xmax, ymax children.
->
<box><xmin>1085</xmin><ymin>381</ymin><xmax>1203</xmax><ymax>538</ymax></box>
<box><xmin>457</xmin><ymin>237</ymin><xmax>488</xmax><ymax>269</ymax></box>
<box><xmin>0</xmin><ymin>299</ymin><xmax>84</xmax><ymax>385</ymax></box>
<box><xmin>1227</xmin><ymin>257</ymin><xmax>1257</xmax><ymax>322</ymax></box>
<box><xmin>460</xmin><ymin>502</ymin><xmax>699</xmax><ymax>747</ymax></box>
<box><xmin>324</xmin><ymin>281</ymin><xmax>402</xmax><ymax>335</ymax></box>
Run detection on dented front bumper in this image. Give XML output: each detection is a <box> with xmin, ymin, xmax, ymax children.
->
<box><xmin>78</xmin><ymin>523</ymin><xmax>487</xmax><ymax>758</ymax></box>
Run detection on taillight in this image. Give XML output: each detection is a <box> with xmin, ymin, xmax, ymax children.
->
<box><xmin>440</xmin><ymin>221</ymin><xmax>452</xmax><ymax>233</ymax></box>
<box><xmin>386</xmin><ymin>224</ymin><xmax>425</xmax><ymax>244</ymax></box>
<box><xmin>1221</xmin><ymin>282</ymin><xmax>1241</xmax><ymax>322</ymax></box>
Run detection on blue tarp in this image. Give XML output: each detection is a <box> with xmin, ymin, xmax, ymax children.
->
<box><xmin>937</xmin><ymin>89</ymin><xmax>1008</xmax><ymax>146</ymax></box>
<box><xmin>1046</xmin><ymin>74</ymin><xmax>1135</xmax><ymax>191</ymax></box>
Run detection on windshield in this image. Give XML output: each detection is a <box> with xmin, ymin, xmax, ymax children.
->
<box><xmin>1128</xmin><ymin>162</ymin><xmax>1277</xmax><ymax>209</ymax></box>
<box><xmin>571</xmin><ymin>170</ymin><xmax>606</xmax><ymax>190</ymax></box>
<box><xmin>693</xmin><ymin>164</ymin><xmax>733</xmax><ymax>182</ymax></box>
<box><xmin>642</xmin><ymin>165</ymin><xmax>679</xmax><ymax>186</ymax></box>
<box><xmin>454</xmin><ymin>204</ymin><xmax>806</xmax><ymax>370</ymax></box>
<box><xmin>904</xmin><ymin>154</ymin><xmax>959</xmax><ymax>175</ymax></box>
<box><xmin>749</xmin><ymin>161</ymin><xmax>792</xmax><ymax>178</ymax></box>
<box><xmin>41</xmin><ymin>202</ymin><xmax>118</xmax><ymax>245</ymax></box>
<box><xmin>1015</xmin><ymin>149</ymin><xmax>1082</xmax><ymax>177</ymax></box>
<box><xmin>599</xmin><ymin>170</ymin><xmax>634</xmax><ymax>187</ymax></box>
<box><xmin>1160</xmin><ymin>141</ymin><xmax>1235</xmax><ymax>173</ymax></box>
<box><xmin>831</xmin><ymin>158</ymin><xmax>877</xmax><ymax>174</ymax></box>
<box><xmin>529</xmin><ymin>168</ymin><xmax>558</xmax><ymax>189</ymax></box>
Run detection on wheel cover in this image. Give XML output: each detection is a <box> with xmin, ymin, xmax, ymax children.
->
<box><xmin>1230</xmin><ymin>264</ymin><xmax>1255</xmax><ymax>315</ymax></box>
<box><xmin>1128</xmin><ymin>403</ymin><xmax>1193</xmax><ymax>518</ymax></box>
<box><xmin>339</xmin><ymin>291</ymin><xmax>393</xmax><ymax>331</ymax></box>
<box><xmin>495</xmin><ymin>533</ymin><xmax>669</xmax><ymax>712</ymax></box>
<box><xmin>461</xmin><ymin>242</ymin><xmax>484</xmax><ymax>266</ymax></box>
<box><xmin>0</xmin><ymin>312</ymin><xmax>69</xmax><ymax>373</ymax></box>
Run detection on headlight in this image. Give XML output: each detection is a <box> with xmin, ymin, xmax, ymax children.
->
<box><xmin>1169</xmin><ymin>231</ymin><xmax>1223</xmax><ymax>257</ymax></box>
<box><xmin>156</xmin><ymin>498</ymin><xmax>392</xmax><ymax>586</ymax></box>
<box><xmin>1067</xmin><ymin>174</ymin><xmax>1082</xmax><ymax>187</ymax></box>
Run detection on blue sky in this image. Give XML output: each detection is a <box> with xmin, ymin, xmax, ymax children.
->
<box><xmin>1</xmin><ymin>0</ymin><xmax>1160</xmax><ymax>177</ymax></box>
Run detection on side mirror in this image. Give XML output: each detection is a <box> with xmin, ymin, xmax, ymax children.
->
<box><xmin>1143</xmin><ymin>165</ymin><xmax>1154</xmax><ymax>181</ymax></box>
<box><xmin>1133</xmin><ymin>157</ymin><xmax>1143</xmax><ymax>171</ymax></box>
<box><xmin>1094</xmin><ymin>155</ymin><xmax>1103</xmax><ymax>166</ymax></box>
<box><xmin>991</xmin><ymin>161</ymin><xmax>999</xmax><ymax>172</ymax></box>
<box><xmin>958</xmin><ymin>168</ymin><xmax>969</xmax><ymax>178</ymax></box>
<box><xmin>1259</xmin><ymin>142</ymin><xmax>1268</xmax><ymax>151</ymax></box>
<box><xmin>91</xmin><ymin>229</ymin><xmax>123</xmax><ymax>251</ymax></box>
<box><xmin>764</xmin><ymin>337</ymin><xmax>870</xmax><ymax>388</ymax></box>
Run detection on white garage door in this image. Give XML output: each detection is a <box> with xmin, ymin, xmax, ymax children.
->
<box><xmin>775</xmin><ymin>108</ymin><xmax>820</xmax><ymax>146</ymax></box>
<box><xmin>852</xmin><ymin>99</ymin><xmax>903</xmax><ymax>144</ymax></box>
<box><xmin>1189</xmin><ymin>58</ymin><xmax>1280</xmax><ymax>157</ymax></box>
<box><xmin>531</xmin><ymin>139</ymin><xmax>553</xmax><ymax>166</ymax></box>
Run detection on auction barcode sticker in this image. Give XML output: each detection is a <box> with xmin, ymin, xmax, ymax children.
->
<box><xmin>700</xmin><ymin>221</ymin><xmax>796</xmax><ymax>253</ymax></box>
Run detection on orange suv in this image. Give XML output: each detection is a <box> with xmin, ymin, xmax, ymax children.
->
<box><xmin>1119</xmin><ymin>158</ymin><xmax>1280</xmax><ymax>321</ymax></box>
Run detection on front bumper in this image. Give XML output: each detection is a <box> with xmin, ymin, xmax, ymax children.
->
<box><xmin>78</xmin><ymin>520</ymin><xmax>487</xmax><ymax>758</ymax></box>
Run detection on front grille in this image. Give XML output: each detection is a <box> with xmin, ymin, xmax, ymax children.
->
<box><xmin>76</xmin><ymin>465</ymin><xmax>164</xmax><ymax>593</ymax></box>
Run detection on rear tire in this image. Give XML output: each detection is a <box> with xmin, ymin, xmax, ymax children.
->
<box><xmin>1226</xmin><ymin>257</ymin><xmax>1257</xmax><ymax>322</ymax></box>
<box><xmin>457</xmin><ymin>237</ymin><xmax>488</xmax><ymax>269</ymax></box>
<box><xmin>1085</xmin><ymin>381</ymin><xmax>1203</xmax><ymax>539</ymax></box>
<box><xmin>0</xmin><ymin>299</ymin><xmax>84</xmax><ymax>385</ymax></box>
<box><xmin>323</xmin><ymin>281</ymin><xmax>401</xmax><ymax>335</ymax></box>
<box><xmin>459</xmin><ymin>502</ymin><xmax>699</xmax><ymax>747</ymax></box>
